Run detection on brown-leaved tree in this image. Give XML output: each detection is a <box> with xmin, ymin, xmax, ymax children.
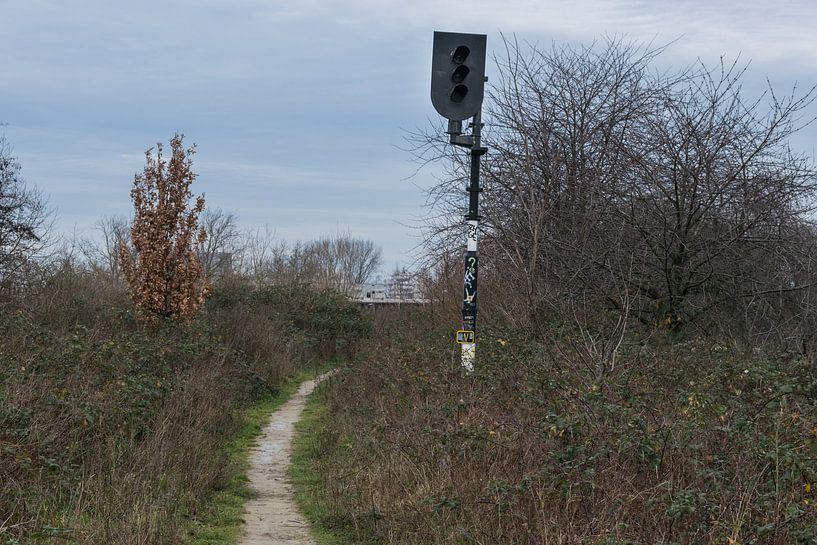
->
<box><xmin>120</xmin><ymin>134</ymin><xmax>208</xmax><ymax>321</ymax></box>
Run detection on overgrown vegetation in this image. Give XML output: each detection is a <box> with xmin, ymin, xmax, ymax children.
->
<box><xmin>0</xmin><ymin>267</ymin><xmax>367</xmax><ymax>543</ymax></box>
<box><xmin>0</xmin><ymin>133</ymin><xmax>374</xmax><ymax>543</ymax></box>
<box><xmin>187</xmin><ymin>369</ymin><xmax>322</xmax><ymax>545</ymax></box>
<box><xmin>289</xmin><ymin>379</ymin><xmax>356</xmax><ymax>545</ymax></box>
<box><xmin>302</xmin><ymin>37</ymin><xmax>817</xmax><ymax>545</ymax></box>
<box><xmin>310</xmin><ymin>308</ymin><xmax>817</xmax><ymax>544</ymax></box>
<box><xmin>6</xmin><ymin>31</ymin><xmax>817</xmax><ymax>545</ymax></box>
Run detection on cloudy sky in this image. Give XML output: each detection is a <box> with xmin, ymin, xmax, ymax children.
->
<box><xmin>2</xmin><ymin>0</ymin><xmax>816</xmax><ymax>270</ymax></box>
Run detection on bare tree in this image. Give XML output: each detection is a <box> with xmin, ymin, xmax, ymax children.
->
<box><xmin>413</xmin><ymin>37</ymin><xmax>670</xmax><ymax>325</ymax></box>
<box><xmin>305</xmin><ymin>232</ymin><xmax>382</xmax><ymax>294</ymax></box>
<box><xmin>236</xmin><ymin>227</ymin><xmax>316</xmax><ymax>285</ymax></box>
<box><xmin>78</xmin><ymin>214</ymin><xmax>132</xmax><ymax>279</ymax></box>
<box><xmin>237</xmin><ymin>229</ymin><xmax>382</xmax><ymax>292</ymax></box>
<box><xmin>613</xmin><ymin>60</ymin><xmax>817</xmax><ymax>328</ymax></box>
<box><xmin>199</xmin><ymin>208</ymin><xmax>241</xmax><ymax>281</ymax></box>
<box><xmin>415</xmin><ymin>36</ymin><xmax>817</xmax><ymax>343</ymax></box>
<box><xmin>482</xmin><ymin>37</ymin><xmax>667</xmax><ymax>317</ymax></box>
<box><xmin>0</xmin><ymin>135</ymin><xmax>51</xmax><ymax>289</ymax></box>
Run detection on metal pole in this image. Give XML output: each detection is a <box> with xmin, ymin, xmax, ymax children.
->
<box><xmin>461</xmin><ymin>109</ymin><xmax>486</xmax><ymax>372</ymax></box>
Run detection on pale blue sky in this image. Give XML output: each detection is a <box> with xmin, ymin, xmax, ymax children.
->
<box><xmin>2</xmin><ymin>0</ymin><xmax>816</xmax><ymax>269</ymax></box>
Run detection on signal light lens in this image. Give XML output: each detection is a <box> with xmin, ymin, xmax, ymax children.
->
<box><xmin>450</xmin><ymin>84</ymin><xmax>468</xmax><ymax>103</ymax></box>
<box><xmin>452</xmin><ymin>45</ymin><xmax>470</xmax><ymax>64</ymax></box>
<box><xmin>452</xmin><ymin>65</ymin><xmax>470</xmax><ymax>83</ymax></box>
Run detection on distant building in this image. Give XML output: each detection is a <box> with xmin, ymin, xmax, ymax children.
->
<box><xmin>386</xmin><ymin>270</ymin><xmax>416</xmax><ymax>300</ymax></box>
<box><xmin>359</xmin><ymin>282</ymin><xmax>388</xmax><ymax>302</ymax></box>
<box><xmin>356</xmin><ymin>271</ymin><xmax>428</xmax><ymax>305</ymax></box>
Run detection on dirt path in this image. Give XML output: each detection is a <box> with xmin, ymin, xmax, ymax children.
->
<box><xmin>238</xmin><ymin>375</ymin><xmax>325</xmax><ymax>545</ymax></box>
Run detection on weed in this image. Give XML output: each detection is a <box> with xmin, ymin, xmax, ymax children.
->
<box><xmin>313</xmin><ymin>310</ymin><xmax>817</xmax><ymax>544</ymax></box>
<box><xmin>289</xmin><ymin>378</ymin><xmax>360</xmax><ymax>545</ymax></box>
<box><xmin>0</xmin><ymin>267</ymin><xmax>366</xmax><ymax>544</ymax></box>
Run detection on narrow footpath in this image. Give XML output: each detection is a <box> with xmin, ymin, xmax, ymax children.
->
<box><xmin>238</xmin><ymin>375</ymin><xmax>324</xmax><ymax>545</ymax></box>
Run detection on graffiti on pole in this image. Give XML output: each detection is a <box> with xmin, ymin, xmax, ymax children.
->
<box><xmin>462</xmin><ymin>251</ymin><xmax>477</xmax><ymax>332</ymax></box>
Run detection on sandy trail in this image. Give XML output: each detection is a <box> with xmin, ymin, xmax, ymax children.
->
<box><xmin>238</xmin><ymin>375</ymin><xmax>324</xmax><ymax>545</ymax></box>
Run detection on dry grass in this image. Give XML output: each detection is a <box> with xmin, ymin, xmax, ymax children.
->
<box><xmin>314</xmin><ymin>306</ymin><xmax>817</xmax><ymax>544</ymax></box>
<box><xmin>0</xmin><ymin>267</ymin><xmax>366</xmax><ymax>544</ymax></box>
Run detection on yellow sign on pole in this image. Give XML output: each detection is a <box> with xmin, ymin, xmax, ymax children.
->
<box><xmin>456</xmin><ymin>330</ymin><xmax>475</xmax><ymax>344</ymax></box>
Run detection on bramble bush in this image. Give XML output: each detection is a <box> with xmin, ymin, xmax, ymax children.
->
<box><xmin>314</xmin><ymin>306</ymin><xmax>817</xmax><ymax>545</ymax></box>
<box><xmin>0</xmin><ymin>264</ymin><xmax>368</xmax><ymax>544</ymax></box>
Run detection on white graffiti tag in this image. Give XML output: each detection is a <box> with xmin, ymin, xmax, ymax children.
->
<box><xmin>464</xmin><ymin>269</ymin><xmax>476</xmax><ymax>288</ymax></box>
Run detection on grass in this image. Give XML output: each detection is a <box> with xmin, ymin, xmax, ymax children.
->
<box><xmin>2</xmin><ymin>272</ymin><xmax>370</xmax><ymax>544</ymax></box>
<box><xmin>302</xmin><ymin>307</ymin><xmax>817</xmax><ymax>544</ymax></box>
<box><xmin>289</xmin><ymin>378</ymin><xmax>357</xmax><ymax>545</ymax></box>
<box><xmin>185</xmin><ymin>366</ymin><xmax>324</xmax><ymax>545</ymax></box>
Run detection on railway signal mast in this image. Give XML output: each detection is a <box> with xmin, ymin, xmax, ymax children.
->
<box><xmin>430</xmin><ymin>31</ymin><xmax>487</xmax><ymax>372</ymax></box>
